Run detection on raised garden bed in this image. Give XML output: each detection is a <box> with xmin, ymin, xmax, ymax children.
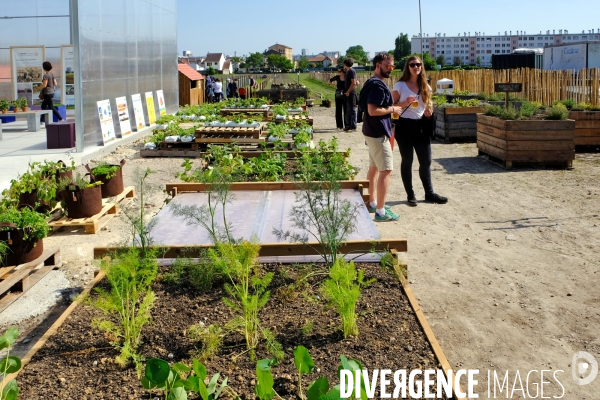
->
<box><xmin>434</xmin><ymin>106</ymin><xmax>487</xmax><ymax>142</ymax></box>
<box><xmin>477</xmin><ymin>114</ymin><xmax>575</xmax><ymax>169</ymax></box>
<box><xmin>568</xmin><ymin>110</ymin><xmax>600</xmax><ymax>148</ymax></box>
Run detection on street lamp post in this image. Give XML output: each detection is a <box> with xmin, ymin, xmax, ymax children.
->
<box><xmin>419</xmin><ymin>0</ymin><xmax>424</xmax><ymax>62</ymax></box>
<box><xmin>297</xmin><ymin>71</ymin><xmax>300</xmax><ymax>85</ymax></box>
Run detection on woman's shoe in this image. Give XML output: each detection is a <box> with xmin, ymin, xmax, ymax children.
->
<box><xmin>425</xmin><ymin>193</ymin><xmax>448</xmax><ymax>204</ymax></box>
<box><xmin>407</xmin><ymin>196</ymin><xmax>418</xmax><ymax>207</ymax></box>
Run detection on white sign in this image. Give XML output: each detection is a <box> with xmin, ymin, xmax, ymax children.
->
<box><xmin>131</xmin><ymin>94</ymin><xmax>146</xmax><ymax>130</ymax></box>
<box><xmin>156</xmin><ymin>89</ymin><xmax>167</xmax><ymax>116</ymax></box>
<box><xmin>115</xmin><ymin>96</ymin><xmax>132</xmax><ymax>137</ymax></box>
<box><xmin>97</xmin><ymin>99</ymin><xmax>116</xmax><ymax>144</ymax></box>
<box><xmin>145</xmin><ymin>91</ymin><xmax>157</xmax><ymax>125</ymax></box>
<box><xmin>10</xmin><ymin>46</ymin><xmax>45</xmax><ymax>106</ymax></box>
<box><xmin>61</xmin><ymin>45</ymin><xmax>74</xmax><ymax>109</ymax></box>
<box><xmin>544</xmin><ymin>43</ymin><xmax>586</xmax><ymax>70</ymax></box>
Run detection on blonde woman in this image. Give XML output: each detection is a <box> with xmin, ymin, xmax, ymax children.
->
<box><xmin>392</xmin><ymin>56</ymin><xmax>447</xmax><ymax>206</ymax></box>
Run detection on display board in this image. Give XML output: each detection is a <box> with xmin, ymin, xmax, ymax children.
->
<box><xmin>61</xmin><ymin>45</ymin><xmax>74</xmax><ymax>109</ymax></box>
<box><xmin>97</xmin><ymin>99</ymin><xmax>116</xmax><ymax>144</ymax></box>
<box><xmin>115</xmin><ymin>96</ymin><xmax>132</xmax><ymax>137</ymax></box>
<box><xmin>131</xmin><ymin>94</ymin><xmax>146</xmax><ymax>130</ymax></box>
<box><xmin>10</xmin><ymin>46</ymin><xmax>46</xmax><ymax>106</ymax></box>
<box><xmin>156</xmin><ymin>89</ymin><xmax>167</xmax><ymax>116</ymax></box>
<box><xmin>145</xmin><ymin>91</ymin><xmax>157</xmax><ymax>125</ymax></box>
<box><xmin>544</xmin><ymin>43</ymin><xmax>586</xmax><ymax>70</ymax></box>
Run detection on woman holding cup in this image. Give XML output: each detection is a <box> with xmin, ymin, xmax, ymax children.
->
<box><xmin>392</xmin><ymin>56</ymin><xmax>448</xmax><ymax>206</ymax></box>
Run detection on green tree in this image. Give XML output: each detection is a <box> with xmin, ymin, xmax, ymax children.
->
<box><xmin>453</xmin><ymin>56</ymin><xmax>463</xmax><ymax>66</ymax></box>
<box><xmin>206</xmin><ymin>66</ymin><xmax>216</xmax><ymax>76</ymax></box>
<box><xmin>266</xmin><ymin>54</ymin><xmax>294</xmax><ymax>71</ymax></box>
<box><xmin>345</xmin><ymin>45</ymin><xmax>368</xmax><ymax>65</ymax></box>
<box><xmin>436</xmin><ymin>55</ymin><xmax>446</xmax><ymax>67</ymax></box>
<box><xmin>337</xmin><ymin>55</ymin><xmax>346</xmax><ymax>66</ymax></box>
<box><xmin>393</xmin><ymin>33</ymin><xmax>412</xmax><ymax>61</ymax></box>
<box><xmin>476</xmin><ymin>56</ymin><xmax>482</xmax><ymax>66</ymax></box>
<box><xmin>298</xmin><ymin>55</ymin><xmax>309</xmax><ymax>70</ymax></box>
<box><xmin>246</xmin><ymin>52</ymin><xmax>264</xmax><ymax>71</ymax></box>
<box><xmin>231</xmin><ymin>56</ymin><xmax>242</xmax><ymax>71</ymax></box>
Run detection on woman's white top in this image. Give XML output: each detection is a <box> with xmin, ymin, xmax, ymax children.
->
<box><xmin>392</xmin><ymin>81</ymin><xmax>431</xmax><ymax>120</ymax></box>
<box><xmin>213</xmin><ymin>82</ymin><xmax>223</xmax><ymax>93</ymax></box>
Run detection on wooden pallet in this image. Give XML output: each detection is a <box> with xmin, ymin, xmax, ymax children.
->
<box><xmin>160</xmin><ymin>141</ymin><xmax>200</xmax><ymax>150</ymax></box>
<box><xmin>195</xmin><ymin>125</ymin><xmax>264</xmax><ymax>139</ymax></box>
<box><xmin>219</xmin><ymin>108</ymin><xmax>269</xmax><ymax>117</ymax></box>
<box><xmin>272</xmin><ymin>115</ymin><xmax>313</xmax><ymax>126</ymax></box>
<box><xmin>47</xmin><ymin>186</ymin><xmax>135</xmax><ymax>234</ymax></box>
<box><xmin>0</xmin><ymin>245</ymin><xmax>61</xmax><ymax>314</ymax></box>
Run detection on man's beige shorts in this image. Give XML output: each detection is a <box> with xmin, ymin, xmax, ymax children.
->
<box><xmin>364</xmin><ymin>135</ymin><xmax>394</xmax><ymax>171</ymax></box>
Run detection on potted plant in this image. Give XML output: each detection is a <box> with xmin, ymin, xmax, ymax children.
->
<box><xmin>477</xmin><ymin>102</ymin><xmax>575</xmax><ymax>168</ymax></box>
<box><xmin>18</xmin><ymin>97</ymin><xmax>29</xmax><ymax>112</ymax></box>
<box><xmin>306</xmin><ymin>98</ymin><xmax>314</xmax><ymax>107</ymax></box>
<box><xmin>88</xmin><ymin>160</ymin><xmax>126</xmax><ymax>198</ymax></box>
<box><xmin>293</xmin><ymin>129</ymin><xmax>312</xmax><ymax>149</ymax></box>
<box><xmin>58</xmin><ymin>174</ymin><xmax>103</xmax><ymax>218</ymax></box>
<box><xmin>0</xmin><ymin>99</ymin><xmax>9</xmax><ymax>114</ymax></box>
<box><xmin>322</xmin><ymin>98</ymin><xmax>332</xmax><ymax>108</ymax></box>
<box><xmin>11</xmin><ymin>100</ymin><xmax>21</xmax><ymax>113</ymax></box>
<box><xmin>0</xmin><ymin>206</ymin><xmax>50</xmax><ymax>265</ymax></box>
<box><xmin>0</xmin><ymin>162</ymin><xmax>64</xmax><ymax>213</ymax></box>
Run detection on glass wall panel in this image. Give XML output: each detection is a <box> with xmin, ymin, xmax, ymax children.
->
<box><xmin>0</xmin><ymin>0</ymin><xmax>70</xmax><ymax>100</ymax></box>
<box><xmin>78</xmin><ymin>0</ymin><xmax>178</xmax><ymax>146</ymax></box>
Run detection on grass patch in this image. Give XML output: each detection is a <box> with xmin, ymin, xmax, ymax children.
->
<box><xmin>298</xmin><ymin>73</ymin><xmax>336</xmax><ymax>101</ymax></box>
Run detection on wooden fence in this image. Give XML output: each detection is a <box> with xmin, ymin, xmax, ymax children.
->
<box><xmin>311</xmin><ymin>68</ymin><xmax>600</xmax><ymax>106</ymax></box>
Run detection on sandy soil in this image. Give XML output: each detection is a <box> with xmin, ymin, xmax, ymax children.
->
<box><xmin>5</xmin><ymin>104</ymin><xmax>600</xmax><ymax>398</ymax></box>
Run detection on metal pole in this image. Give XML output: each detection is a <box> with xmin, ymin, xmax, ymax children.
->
<box><xmin>419</xmin><ymin>0</ymin><xmax>424</xmax><ymax>61</ymax></box>
<box><xmin>69</xmin><ymin>0</ymin><xmax>84</xmax><ymax>153</ymax></box>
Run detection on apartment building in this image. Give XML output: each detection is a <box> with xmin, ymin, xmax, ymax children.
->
<box><xmin>411</xmin><ymin>29</ymin><xmax>600</xmax><ymax>66</ymax></box>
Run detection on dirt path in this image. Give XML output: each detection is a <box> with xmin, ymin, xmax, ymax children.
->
<box><xmin>5</xmin><ymin>104</ymin><xmax>600</xmax><ymax>397</ymax></box>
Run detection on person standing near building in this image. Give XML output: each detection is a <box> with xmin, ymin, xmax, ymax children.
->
<box><xmin>360</xmin><ymin>53</ymin><xmax>401</xmax><ymax>221</ymax></box>
<box><xmin>329</xmin><ymin>67</ymin><xmax>346</xmax><ymax>130</ymax></box>
<box><xmin>392</xmin><ymin>56</ymin><xmax>448</xmax><ymax>206</ymax></box>
<box><xmin>229</xmin><ymin>78</ymin><xmax>239</xmax><ymax>98</ymax></box>
<box><xmin>343</xmin><ymin>58</ymin><xmax>358</xmax><ymax>131</ymax></box>
<box><xmin>249</xmin><ymin>75</ymin><xmax>256</xmax><ymax>97</ymax></box>
<box><xmin>213</xmin><ymin>78</ymin><xmax>223</xmax><ymax>102</ymax></box>
<box><xmin>39</xmin><ymin>61</ymin><xmax>63</xmax><ymax>125</ymax></box>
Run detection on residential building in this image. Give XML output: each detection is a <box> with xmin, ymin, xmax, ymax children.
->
<box><xmin>202</xmin><ymin>53</ymin><xmax>225</xmax><ymax>71</ymax></box>
<box><xmin>411</xmin><ymin>28</ymin><xmax>600</xmax><ymax>66</ymax></box>
<box><xmin>222</xmin><ymin>61</ymin><xmax>233</xmax><ymax>74</ymax></box>
<box><xmin>267</xmin><ymin>43</ymin><xmax>293</xmax><ymax>62</ymax></box>
<box><xmin>178</xmin><ymin>56</ymin><xmax>205</xmax><ymax>71</ymax></box>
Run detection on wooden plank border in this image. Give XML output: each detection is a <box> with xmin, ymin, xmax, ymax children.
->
<box><xmin>166</xmin><ymin>180</ymin><xmax>369</xmax><ymax>196</ymax></box>
<box><xmin>93</xmin><ymin>239</ymin><xmax>407</xmax><ymax>259</ymax></box>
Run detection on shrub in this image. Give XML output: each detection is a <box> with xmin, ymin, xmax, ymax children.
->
<box><xmin>484</xmin><ymin>105</ymin><xmax>519</xmax><ymax>120</ymax></box>
<box><xmin>546</xmin><ymin>103</ymin><xmax>569</xmax><ymax>120</ymax></box>
<box><xmin>553</xmin><ymin>99</ymin><xmax>575</xmax><ymax>110</ymax></box>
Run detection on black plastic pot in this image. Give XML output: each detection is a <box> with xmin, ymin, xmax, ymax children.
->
<box><xmin>89</xmin><ymin>159</ymin><xmax>126</xmax><ymax>198</ymax></box>
<box><xmin>0</xmin><ymin>222</ymin><xmax>44</xmax><ymax>266</ymax></box>
<box><xmin>60</xmin><ymin>183</ymin><xmax>103</xmax><ymax>218</ymax></box>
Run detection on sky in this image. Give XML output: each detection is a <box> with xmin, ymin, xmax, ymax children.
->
<box><xmin>177</xmin><ymin>0</ymin><xmax>600</xmax><ymax>58</ymax></box>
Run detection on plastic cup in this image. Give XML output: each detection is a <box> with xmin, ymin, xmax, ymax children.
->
<box><xmin>391</xmin><ymin>111</ymin><xmax>400</xmax><ymax>119</ymax></box>
<box><xmin>411</xmin><ymin>100</ymin><xmax>419</xmax><ymax>108</ymax></box>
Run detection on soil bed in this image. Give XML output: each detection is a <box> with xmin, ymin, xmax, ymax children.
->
<box><xmin>18</xmin><ymin>262</ymin><xmax>446</xmax><ymax>399</ymax></box>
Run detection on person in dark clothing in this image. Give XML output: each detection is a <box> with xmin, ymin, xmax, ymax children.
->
<box><xmin>392</xmin><ymin>55</ymin><xmax>448</xmax><ymax>206</ymax></box>
<box><xmin>229</xmin><ymin>78</ymin><xmax>239</xmax><ymax>98</ymax></box>
<box><xmin>329</xmin><ymin>67</ymin><xmax>346</xmax><ymax>130</ymax></box>
<box><xmin>343</xmin><ymin>58</ymin><xmax>358</xmax><ymax>131</ymax></box>
<box><xmin>39</xmin><ymin>61</ymin><xmax>63</xmax><ymax>125</ymax></box>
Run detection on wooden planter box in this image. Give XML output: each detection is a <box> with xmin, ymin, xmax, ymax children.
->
<box><xmin>477</xmin><ymin>114</ymin><xmax>575</xmax><ymax>169</ymax></box>
<box><xmin>568</xmin><ymin>111</ymin><xmax>600</xmax><ymax>147</ymax></box>
<box><xmin>434</xmin><ymin>106</ymin><xmax>487</xmax><ymax>142</ymax></box>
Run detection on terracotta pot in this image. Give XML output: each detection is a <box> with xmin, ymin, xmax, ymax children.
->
<box><xmin>0</xmin><ymin>223</ymin><xmax>44</xmax><ymax>266</ymax></box>
<box><xmin>19</xmin><ymin>190</ymin><xmax>39</xmax><ymax>209</ymax></box>
<box><xmin>60</xmin><ymin>183</ymin><xmax>103</xmax><ymax>218</ymax></box>
<box><xmin>13</xmin><ymin>107</ymin><xmax>20</xmax><ymax>113</ymax></box>
<box><xmin>89</xmin><ymin>159</ymin><xmax>126</xmax><ymax>198</ymax></box>
<box><xmin>1</xmin><ymin>110</ymin><xmax>7</xmax><ymax>114</ymax></box>
<box><xmin>22</xmin><ymin>106</ymin><xmax>29</xmax><ymax>112</ymax></box>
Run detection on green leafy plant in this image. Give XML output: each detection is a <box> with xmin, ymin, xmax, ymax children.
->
<box><xmin>484</xmin><ymin>105</ymin><xmax>520</xmax><ymax>120</ymax></box>
<box><xmin>255</xmin><ymin>358</ymin><xmax>277</xmax><ymax>400</ymax></box>
<box><xmin>571</xmin><ymin>102</ymin><xmax>600</xmax><ymax>111</ymax></box>
<box><xmin>432</xmin><ymin>95</ymin><xmax>447</xmax><ymax>107</ymax></box>
<box><xmin>451</xmin><ymin>98</ymin><xmax>481</xmax><ymax>107</ymax></box>
<box><xmin>162</xmin><ymin>255</ymin><xmax>223</xmax><ymax>292</ymax></box>
<box><xmin>320</xmin><ymin>259</ymin><xmax>373</xmax><ymax>338</ymax></box>
<box><xmin>452</xmin><ymin>89</ymin><xmax>470</xmax><ymax>95</ymax></box>
<box><xmin>92</xmin><ymin>249</ymin><xmax>158</xmax><ymax>375</ymax></box>
<box><xmin>91</xmin><ymin>163</ymin><xmax>120</xmax><ymax>179</ymax></box>
<box><xmin>141</xmin><ymin>357</ymin><xmax>231</xmax><ymax>400</ymax></box>
<box><xmin>274</xmin><ymin>153</ymin><xmax>361</xmax><ymax>267</ymax></box>
<box><xmin>294</xmin><ymin>345</ymin><xmax>315</xmax><ymax>398</ymax></box>
<box><xmin>121</xmin><ymin>168</ymin><xmax>158</xmax><ymax>257</ymax></box>
<box><xmin>271</xmin><ymin>104</ymin><xmax>288</xmax><ymax>117</ymax></box>
<box><xmin>188</xmin><ymin>323</ymin><xmax>225</xmax><ymax>362</ymax></box>
<box><xmin>0</xmin><ymin>207</ymin><xmax>50</xmax><ymax>244</ymax></box>
<box><xmin>210</xmin><ymin>242</ymin><xmax>282</xmax><ymax>361</ymax></box>
<box><xmin>553</xmin><ymin>99</ymin><xmax>576</xmax><ymax>110</ymax></box>
<box><xmin>0</xmin><ymin>327</ymin><xmax>21</xmax><ymax>400</ymax></box>
<box><xmin>0</xmin><ymin>100</ymin><xmax>9</xmax><ymax>112</ymax></box>
<box><xmin>546</xmin><ymin>103</ymin><xmax>569</xmax><ymax>120</ymax></box>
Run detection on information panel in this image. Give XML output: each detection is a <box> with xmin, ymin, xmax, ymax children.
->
<box><xmin>97</xmin><ymin>99</ymin><xmax>116</xmax><ymax>144</ymax></box>
<box><xmin>156</xmin><ymin>90</ymin><xmax>167</xmax><ymax>116</ymax></box>
<box><xmin>131</xmin><ymin>94</ymin><xmax>146</xmax><ymax>130</ymax></box>
<box><xmin>61</xmin><ymin>45</ymin><xmax>74</xmax><ymax>109</ymax></box>
<box><xmin>115</xmin><ymin>96</ymin><xmax>132</xmax><ymax>137</ymax></box>
<box><xmin>10</xmin><ymin>46</ymin><xmax>45</xmax><ymax>106</ymax></box>
<box><xmin>145</xmin><ymin>92</ymin><xmax>157</xmax><ymax>125</ymax></box>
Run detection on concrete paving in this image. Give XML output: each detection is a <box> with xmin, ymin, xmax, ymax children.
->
<box><xmin>0</xmin><ymin>117</ymin><xmax>155</xmax><ymax>192</ymax></box>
